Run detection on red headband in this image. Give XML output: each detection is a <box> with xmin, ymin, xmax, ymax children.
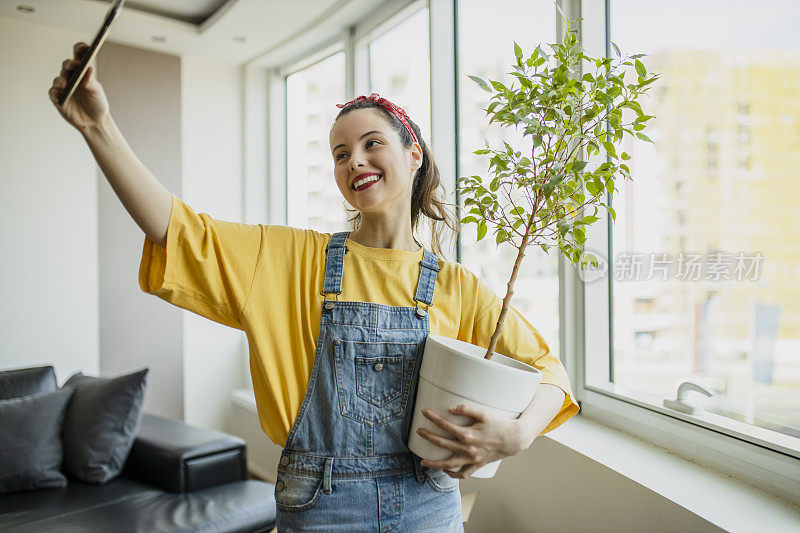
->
<box><xmin>336</xmin><ymin>92</ymin><xmax>419</xmax><ymax>145</ymax></box>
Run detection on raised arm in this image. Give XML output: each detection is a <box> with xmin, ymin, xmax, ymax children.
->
<box><xmin>49</xmin><ymin>42</ymin><xmax>172</xmax><ymax>247</ymax></box>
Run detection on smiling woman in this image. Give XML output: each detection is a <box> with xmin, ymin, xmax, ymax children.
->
<box><xmin>329</xmin><ymin>94</ymin><xmax>458</xmax><ymax>257</ymax></box>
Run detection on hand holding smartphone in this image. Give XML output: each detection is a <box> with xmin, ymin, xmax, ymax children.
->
<box><xmin>57</xmin><ymin>0</ymin><xmax>125</xmax><ymax>108</ymax></box>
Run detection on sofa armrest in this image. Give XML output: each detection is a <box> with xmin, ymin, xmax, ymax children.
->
<box><xmin>122</xmin><ymin>413</ymin><xmax>248</xmax><ymax>493</ymax></box>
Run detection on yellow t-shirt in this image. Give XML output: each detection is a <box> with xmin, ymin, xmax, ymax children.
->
<box><xmin>139</xmin><ymin>195</ymin><xmax>580</xmax><ymax>447</ymax></box>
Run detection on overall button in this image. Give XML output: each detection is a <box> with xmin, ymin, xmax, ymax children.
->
<box><xmin>334</xmin><ymin>339</ymin><xmax>340</xmax><ymax>346</ymax></box>
<box><xmin>280</xmin><ymin>456</ymin><xmax>290</xmax><ymax>466</ymax></box>
<box><xmin>276</xmin><ymin>480</ymin><xmax>285</xmax><ymax>492</ymax></box>
<box><xmin>374</xmin><ymin>363</ymin><xmax>384</xmax><ymax>371</ymax></box>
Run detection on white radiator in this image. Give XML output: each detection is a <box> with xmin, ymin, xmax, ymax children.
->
<box><xmin>228</xmin><ymin>388</ymin><xmax>282</xmax><ymax>483</ymax></box>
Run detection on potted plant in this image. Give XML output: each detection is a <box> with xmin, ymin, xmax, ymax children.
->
<box><xmin>408</xmin><ymin>12</ymin><xmax>661</xmax><ymax>477</ymax></box>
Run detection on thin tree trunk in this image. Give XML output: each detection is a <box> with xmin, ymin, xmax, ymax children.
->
<box><xmin>484</xmin><ymin>218</ymin><xmax>536</xmax><ymax>360</ymax></box>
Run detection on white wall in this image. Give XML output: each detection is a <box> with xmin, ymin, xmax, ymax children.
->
<box><xmin>180</xmin><ymin>54</ymin><xmax>249</xmax><ymax>430</ymax></box>
<box><xmin>0</xmin><ymin>14</ymin><xmax>248</xmax><ymax>432</ymax></box>
<box><xmin>461</xmin><ymin>437</ymin><xmax>722</xmax><ymax>532</ymax></box>
<box><xmin>96</xmin><ymin>41</ymin><xmax>184</xmax><ymax>420</ymax></box>
<box><xmin>0</xmin><ymin>16</ymin><xmax>99</xmax><ymax>384</ymax></box>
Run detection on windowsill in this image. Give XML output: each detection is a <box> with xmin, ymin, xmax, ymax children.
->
<box><xmin>544</xmin><ymin>414</ymin><xmax>800</xmax><ymax>532</ymax></box>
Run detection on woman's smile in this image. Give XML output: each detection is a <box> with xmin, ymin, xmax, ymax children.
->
<box><xmin>352</xmin><ymin>174</ymin><xmax>382</xmax><ymax>191</ymax></box>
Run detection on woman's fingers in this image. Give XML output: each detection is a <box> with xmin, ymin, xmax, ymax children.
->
<box><xmin>73</xmin><ymin>42</ymin><xmax>89</xmax><ymax>57</ymax></box>
<box><xmin>421</xmin><ymin>408</ymin><xmax>470</xmax><ymax>441</ymax></box>
<box><xmin>449</xmin><ymin>403</ymin><xmax>485</xmax><ymax>423</ymax></box>
<box><xmin>417</xmin><ymin>427</ymin><xmax>462</xmax><ymax>452</ymax></box>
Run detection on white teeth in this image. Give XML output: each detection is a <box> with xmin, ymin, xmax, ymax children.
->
<box><xmin>352</xmin><ymin>174</ymin><xmax>381</xmax><ymax>190</ymax></box>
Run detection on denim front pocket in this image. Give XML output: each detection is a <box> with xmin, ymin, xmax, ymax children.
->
<box><xmin>274</xmin><ymin>469</ymin><xmax>324</xmax><ymax>512</ymax></box>
<box><xmin>423</xmin><ymin>466</ymin><xmax>460</xmax><ymax>493</ymax></box>
<box><xmin>334</xmin><ymin>340</ymin><xmax>416</xmax><ymax>427</ymax></box>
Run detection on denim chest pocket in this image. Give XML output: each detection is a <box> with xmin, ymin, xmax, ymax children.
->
<box><xmin>334</xmin><ymin>340</ymin><xmax>417</xmax><ymax>427</ymax></box>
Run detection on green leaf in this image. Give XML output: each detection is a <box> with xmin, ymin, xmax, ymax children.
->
<box><xmin>611</xmin><ymin>41</ymin><xmax>621</xmax><ymax>57</ymax></box>
<box><xmin>636</xmin><ymin>132</ymin><xmax>654</xmax><ymax>143</ymax></box>
<box><xmin>635</xmin><ymin>59</ymin><xmax>646</xmax><ymax>77</ymax></box>
<box><xmin>477</xmin><ymin>220</ymin><xmax>487</xmax><ymax>241</ymax></box>
<box><xmin>490</xmin><ymin>80</ymin><xmax>506</xmax><ymax>92</ymax></box>
<box><xmin>468</xmin><ymin>75</ymin><xmax>492</xmax><ymax>93</ymax></box>
<box><xmin>621</xmin><ymin>152</ymin><xmax>631</xmax><ymax>160</ymax></box>
<box><xmin>511</xmin><ymin>206</ymin><xmax>526</xmax><ymax>216</ymax></box>
<box><xmin>574</xmin><ymin>226</ymin><xmax>586</xmax><ymax>243</ymax></box>
<box><xmin>608</xmin><ymin>205</ymin><xmax>616</xmax><ymax>221</ymax></box>
<box><xmin>514</xmin><ymin>41</ymin><xmax>523</xmax><ymax>60</ymax></box>
<box><xmin>570</xmin><ymin>160</ymin><xmax>587</xmax><ymax>172</ymax></box>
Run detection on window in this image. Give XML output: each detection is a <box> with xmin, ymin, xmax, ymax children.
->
<box><xmin>457</xmin><ymin>0</ymin><xmax>559</xmax><ymax>358</ymax></box>
<box><xmin>584</xmin><ymin>0</ymin><xmax>800</xmax><ymax>448</ymax></box>
<box><xmin>286</xmin><ymin>51</ymin><xmax>346</xmax><ymax>232</ymax></box>
<box><xmin>368</xmin><ymin>7</ymin><xmax>431</xmax><ymax>147</ymax></box>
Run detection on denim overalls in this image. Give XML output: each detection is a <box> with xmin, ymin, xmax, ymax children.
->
<box><xmin>274</xmin><ymin>231</ymin><xmax>464</xmax><ymax>532</ymax></box>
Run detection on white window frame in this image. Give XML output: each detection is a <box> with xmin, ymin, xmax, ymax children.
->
<box><xmin>569</xmin><ymin>0</ymin><xmax>800</xmax><ymax>505</ymax></box>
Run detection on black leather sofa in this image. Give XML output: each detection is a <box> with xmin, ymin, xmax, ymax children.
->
<box><xmin>0</xmin><ymin>413</ymin><xmax>277</xmax><ymax>532</ymax></box>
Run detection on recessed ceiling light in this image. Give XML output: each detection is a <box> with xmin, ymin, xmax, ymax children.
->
<box><xmin>151</xmin><ymin>36</ymin><xmax>167</xmax><ymax>43</ymax></box>
<box><xmin>16</xmin><ymin>5</ymin><xmax>35</xmax><ymax>13</ymax></box>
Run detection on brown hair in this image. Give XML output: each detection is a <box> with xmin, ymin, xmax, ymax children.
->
<box><xmin>332</xmin><ymin>102</ymin><xmax>459</xmax><ymax>259</ymax></box>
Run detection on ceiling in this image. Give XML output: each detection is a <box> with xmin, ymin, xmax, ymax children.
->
<box><xmin>0</xmin><ymin>0</ymin><xmax>386</xmax><ymax>65</ymax></box>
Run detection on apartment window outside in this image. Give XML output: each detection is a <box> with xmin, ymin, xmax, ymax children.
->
<box><xmin>286</xmin><ymin>51</ymin><xmax>346</xmax><ymax>232</ymax></box>
<box><xmin>601</xmin><ymin>0</ymin><xmax>800</xmax><ymax>442</ymax></box>
<box><xmin>457</xmin><ymin>0</ymin><xmax>559</xmax><ymax>358</ymax></box>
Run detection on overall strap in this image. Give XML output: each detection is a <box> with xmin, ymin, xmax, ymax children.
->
<box><xmin>321</xmin><ymin>232</ymin><xmax>349</xmax><ymax>308</ymax></box>
<box><xmin>412</xmin><ymin>249</ymin><xmax>440</xmax><ymax>317</ymax></box>
<box><xmin>320</xmin><ymin>231</ymin><xmax>440</xmax><ymax>316</ymax></box>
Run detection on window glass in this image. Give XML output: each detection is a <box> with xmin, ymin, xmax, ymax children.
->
<box><xmin>368</xmin><ymin>7</ymin><xmax>432</xmax><ymax>246</ymax></box>
<box><xmin>608</xmin><ymin>0</ymin><xmax>800</xmax><ymax>438</ymax></box>
<box><xmin>286</xmin><ymin>52</ymin><xmax>346</xmax><ymax>231</ymax></box>
<box><xmin>369</xmin><ymin>8</ymin><xmax>431</xmax><ymax>147</ymax></box>
<box><xmin>457</xmin><ymin>0</ymin><xmax>559</xmax><ymax>358</ymax></box>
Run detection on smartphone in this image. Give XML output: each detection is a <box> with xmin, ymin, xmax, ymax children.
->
<box><xmin>58</xmin><ymin>0</ymin><xmax>126</xmax><ymax>108</ymax></box>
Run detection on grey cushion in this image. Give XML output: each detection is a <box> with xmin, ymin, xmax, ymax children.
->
<box><xmin>61</xmin><ymin>368</ymin><xmax>148</xmax><ymax>484</ymax></box>
<box><xmin>0</xmin><ymin>365</ymin><xmax>58</xmax><ymax>400</ymax></box>
<box><xmin>0</xmin><ymin>388</ymin><xmax>75</xmax><ymax>494</ymax></box>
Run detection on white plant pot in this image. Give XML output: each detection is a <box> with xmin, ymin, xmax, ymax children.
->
<box><xmin>407</xmin><ymin>334</ymin><xmax>542</xmax><ymax>478</ymax></box>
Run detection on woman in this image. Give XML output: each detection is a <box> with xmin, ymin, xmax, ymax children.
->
<box><xmin>50</xmin><ymin>42</ymin><xmax>579</xmax><ymax>532</ymax></box>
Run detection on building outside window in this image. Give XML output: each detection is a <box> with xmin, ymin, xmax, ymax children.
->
<box><xmin>603</xmin><ymin>0</ymin><xmax>800</xmax><ymax>440</ymax></box>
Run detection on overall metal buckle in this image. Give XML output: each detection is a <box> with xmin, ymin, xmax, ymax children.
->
<box><xmin>415</xmin><ymin>300</ymin><xmax>430</xmax><ymax>318</ymax></box>
<box><xmin>321</xmin><ymin>290</ymin><xmax>340</xmax><ymax>310</ymax></box>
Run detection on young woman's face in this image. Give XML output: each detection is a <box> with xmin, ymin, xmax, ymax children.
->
<box><xmin>329</xmin><ymin>108</ymin><xmax>422</xmax><ymax>216</ymax></box>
